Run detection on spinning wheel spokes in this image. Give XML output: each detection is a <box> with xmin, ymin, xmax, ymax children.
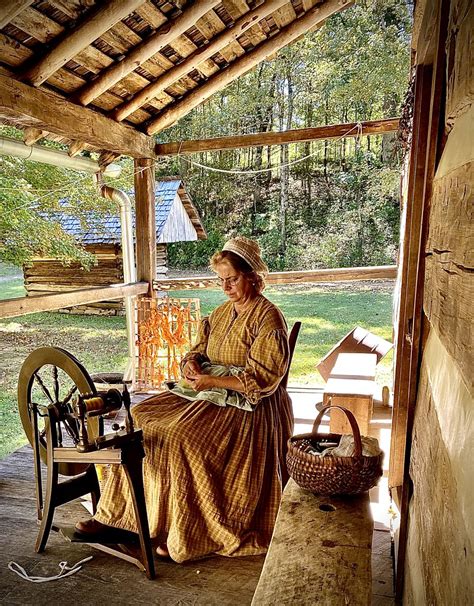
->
<box><xmin>18</xmin><ymin>347</ymin><xmax>99</xmax><ymax>476</ymax></box>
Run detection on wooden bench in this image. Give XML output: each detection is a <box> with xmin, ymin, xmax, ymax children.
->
<box><xmin>252</xmin><ymin>479</ymin><xmax>373</xmax><ymax>606</ymax></box>
<box><xmin>323</xmin><ymin>353</ymin><xmax>377</xmax><ymax>435</ymax></box>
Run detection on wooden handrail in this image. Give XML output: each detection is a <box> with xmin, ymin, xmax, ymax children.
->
<box><xmin>0</xmin><ymin>282</ymin><xmax>149</xmax><ymax>319</ymax></box>
<box><xmin>154</xmin><ymin>265</ymin><xmax>397</xmax><ymax>291</ymax></box>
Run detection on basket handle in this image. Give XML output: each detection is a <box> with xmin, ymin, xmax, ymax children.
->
<box><xmin>312</xmin><ymin>404</ymin><xmax>363</xmax><ymax>458</ymax></box>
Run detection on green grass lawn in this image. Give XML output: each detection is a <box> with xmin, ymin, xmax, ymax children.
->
<box><xmin>0</xmin><ymin>273</ymin><xmax>394</xmax><ymax>459</ymax></box>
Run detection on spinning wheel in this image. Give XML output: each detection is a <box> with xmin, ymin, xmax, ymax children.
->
<box><xmin>18</xmin><ymin>346</ymin><xmax>101</xmax><ymax>477</ymax></box>
<box><xmin>17</xmin><ymin>347</ymin><xmax>155</xmax><ymax>579</ymax></box>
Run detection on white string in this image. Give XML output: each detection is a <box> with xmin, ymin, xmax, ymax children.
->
<box><xmin>176</xmin><ymin>123</ymin><xmax>362</xmax><ymax>176</ymax></box>
<box><xmin>8</xmin><ymin>556</ymin><xmax>93</xmax><ymax>583</ymax></box>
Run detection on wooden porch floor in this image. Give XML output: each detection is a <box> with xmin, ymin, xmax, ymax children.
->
<box><xmin>0</xmin><ymin>387</ymin><xmax>394</xmax><ymax>605</ymax></box>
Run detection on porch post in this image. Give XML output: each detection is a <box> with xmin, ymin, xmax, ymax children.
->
<box><xmin>134</xmin><ymin>158</ymin><xmax>156</xmax><ymax>295</ymax></box>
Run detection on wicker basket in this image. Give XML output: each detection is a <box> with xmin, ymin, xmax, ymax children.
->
<box><xmin>287</xmin><ymin>404</ymin><xmax>384</xmax><ymax>495</ymax></box>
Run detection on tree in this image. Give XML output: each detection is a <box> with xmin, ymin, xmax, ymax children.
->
<box><xmin>0</xmin><ymin>127</ymin><xmax>136</xmax><ymax>267</ymax></box>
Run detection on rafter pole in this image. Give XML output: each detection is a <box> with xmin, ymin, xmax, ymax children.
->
<box><xmin>24</xmin><ymin>127</ymin><xmax>46</xmax><ymax>146</ymax></box>
<box><xmin>0</xmin><ymin>0</ymin><xmax>34</xmax><ymax>29</ymax></box>
<box><xmin>76</xmin><ymin>0</ymin><xmax>220</xmax><ymax>107</ymax></box>
<box><xmin>146</xmin><ymin>0</ymin><xmax>354</xmax><ymax>135</ymax></box>
<box><xmin>155</xmin><ymin>118</ymin><xmax>400</xmax><ymax>155</ymax></box>
<box><xmin>21</xmin><ymin>0</ymin><xmax>145</xmax><ymax>87</ymax></box>
<box><xmin>0</xmin><ymin>74</ymin><xmax>155</xmax><ymax>158</ymax></box>
<box><xmin>68</xmin><ymin>141</ymin><xmax>87</xmax><ymax>157</ymax></box>
<box><xmin>112</xmin><ymin>0</ymin><xmax>289</xmax><ymax>122</ymax></box>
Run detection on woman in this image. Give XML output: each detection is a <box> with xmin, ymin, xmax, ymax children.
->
<box><xmin>76</xmin><ymin>236</ymin><xmax>294</xmax><ymax>562</ymax></box>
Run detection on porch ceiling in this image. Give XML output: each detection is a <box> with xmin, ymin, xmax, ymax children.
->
<box><xmin>0</xmin><ymin>0</ymin><xmax>353</xmax><ymax>159</ymax></box>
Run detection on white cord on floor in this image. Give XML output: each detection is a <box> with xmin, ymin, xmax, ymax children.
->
<box><xmin>8</xmin><ymin>556</ymin><xmax>93</xmax><ymax>583</ymax></box>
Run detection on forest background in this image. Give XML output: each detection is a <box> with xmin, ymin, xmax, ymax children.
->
<box><xmin>0</xmin><ymin>0</ymin><xmax>412</xmax><ymax>272</ymax></box>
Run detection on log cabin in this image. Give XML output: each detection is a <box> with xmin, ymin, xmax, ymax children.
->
<box><xmin>0</xmin><ymin>0</ymin><xmax>472</xmax><ymax>603</ymax></box>
<box><xmin>22</xmin><ymin>179</ymin><xmax>206</xmax><ymax>314</ymax></box>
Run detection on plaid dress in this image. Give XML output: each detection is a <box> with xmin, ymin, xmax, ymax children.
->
<box><xmin>94</xmin><ymin>295</ymin><xmax>294</xmax><ymax>562</ymax></box>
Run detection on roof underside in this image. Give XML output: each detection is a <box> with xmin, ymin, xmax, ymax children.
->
<box><xmin>0</xmin><ymin>0</ymin><xmax>352</xmax><ymax>159</ymax></box>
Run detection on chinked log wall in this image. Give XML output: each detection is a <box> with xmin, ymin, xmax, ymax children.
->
<box><xmin>399</xmin><ymin>0</ymin><xmax>473</xmax><ymax>603</ymax></box>
<box><xmin>24</xmin><ymin>244</ymin><xmax>167</xmax><ymax>315</ymax></box>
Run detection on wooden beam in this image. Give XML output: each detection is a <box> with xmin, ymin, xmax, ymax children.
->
<box><xmin>76</xmin><ymin>0</ymin><xmax>220</xmax><ymax>107</ymax></box>
<box><xmin>0</xmin><ymin>74</ymin><xmax>155</xmax><ymax>158</ymax></box>
<box><xmin>146</xmin><ymin>0</ymin><xmax>353</xmax><ymax>135</ymax></box>
<box><xmin>156</xmin><ymin>118</ymin><xmax>400</xmax><ymax>155</ymax></box>
<box><xmin>0</xmin><ymin>0</ymin><xmax>33</xmax><ymax>29</ymax></box>
<box><xmin>392</xmin><ymin>0</ymin><xmax>448</xmax><ymax>599</ymax></box>
<box><xmin>0</xmin><ymin>282</ymin><xmax>148</xmax><ymax>319</ymax></box>
<box><xmin>112</xmin><ymin>0</ymin><xmax>289</xmax><ymax>122</ymax></box>
<box><xmin>23</xmin><ymin>127</ymin><xmax>46</xmax><ymax>146</ymax></box>
<box><xmin>134</xmin><ymin>158</ymin><xmax>156</xmax><ymax>295</ymax></box>
<box><xmin>68</xmin><ymin>140</ymin><xmax>87</xmax><ymax>157</ymax></box>
<box><xmin>154</xmin><ymin>265</ymin><xmax>397</xmax><ymax>291</ymax></box>
<box><xmin>21</xmin><ymin>0</ymin><xmax>145</xmax><ymax>87</ymax></box>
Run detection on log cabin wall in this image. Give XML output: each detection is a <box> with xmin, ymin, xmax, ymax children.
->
<box><xmin>402</xmin><ymin>0</ymin><xmax>473</xmax><ymax>602</ymax></box>
<box><xmin>24</xmin><ymin>243</ymin><xmax>167</xmax><ymax>315</ymax></box>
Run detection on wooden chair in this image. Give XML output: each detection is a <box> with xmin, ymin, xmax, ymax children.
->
<box><xmin>280</xmin><ymin>321</ymin><xmax>302</xmax><ymax>390</ymax></box>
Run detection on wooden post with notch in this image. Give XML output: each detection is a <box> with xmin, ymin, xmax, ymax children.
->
<box><xmin>134</xmin><ymin>158</ymin><xmax>156</xmax><ymax>297</ymax></box>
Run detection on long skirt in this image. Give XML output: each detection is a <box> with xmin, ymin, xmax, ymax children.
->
<box><xmin>94</xmin><ymin>387</ymin><xmax>294</xmax><ymax>562</ymax></box>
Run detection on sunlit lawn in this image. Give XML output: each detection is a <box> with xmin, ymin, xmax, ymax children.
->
<box><xmin>0</xmin><ymin>272</ymin><xmax>394</xmax><ymax>459</ymax></box>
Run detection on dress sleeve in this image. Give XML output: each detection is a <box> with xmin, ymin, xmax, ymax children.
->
<box><xmin>236</xmin><ymin>313</ymin><xmax>289</xmax><ymax>406</ymax></box>
<box><xmin>180</xmin><ymin>316</ymin><xmax>211</xmax><ymax>370</ymax></box>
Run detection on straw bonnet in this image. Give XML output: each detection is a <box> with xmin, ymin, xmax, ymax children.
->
<box><xmin>222</xmin><ymin>236</ymin><xmax>268</xmax><ymax>274</ymax></box>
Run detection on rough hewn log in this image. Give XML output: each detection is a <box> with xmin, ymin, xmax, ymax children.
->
<box><xmin>134</xmin><ymin>158</ymin><xmax>156</xmax><ymax>294</ymax></box>
<box><xmin>76</xmin><ymin>0</ymin><xmax>220</xmax><ymax>107</ymax></box>
<box><xmin>21</xmin><ymin>0</ymin><xmax>145</xmax><ymax>87</ymax></box>
<box><xmin>154</xmin><ymin>265</ymin><xmax>397</xmax><ymax>290</ymax></box>
<box><xmin>156</xmin><ymin>118</ymin><xmax>400</xmax><ymax>155</ymax></box>
<box><xmin>0</xmin><ymin>282</ymin><xmax>148</xmax><ymax>319</ymax></box>
<box><xmin>68</xmin><ymin>140</ymin><xmax>87</xmax><ymax>157</ymax></box>
<box><xmin>23</xmin><ymin>126</ymin><xmax>46</xmax><ymax>145</ymax></box>
<box><xmin>424</xmin><ymin>160</ymin><xmax>473</xmax><ymax>393</ymax></box>
<box><xmin>112</xmin><ymin>0</ymin><xmax>288</xmax><ymax>122</ymax></box>
<box><xmin>251</xmin><ymin>480</ymin><xmax>373</xmax><ymax>606</ymax></box>
<box><xmin>0</xmin><ymin>74</ymin><xmax>155</xmax><ymax>157</ymax></box>
<box><xmin>146</xmin><ymin>0</ymin><xmax>353</xmax><ymax>134</ymax></box>
<box><xmin>0</xmin><ymin>0</ymin><xmax>34</xmax><ymax>29</ymax></box>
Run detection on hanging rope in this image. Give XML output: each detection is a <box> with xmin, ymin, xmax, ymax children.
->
<box><xmin>175</xmin><ymin>123</ymin><xmax>362</xmax><ymax>176</ymax></box>
<box><xmin>8</xmin><ymin>556</ymin><xmax>93</xmax><ymax>583</ymax></box>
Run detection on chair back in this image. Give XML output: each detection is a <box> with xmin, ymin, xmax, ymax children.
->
<box><xmin>280</xmin><ymin>321</ymin><xmax>301</xmax><ymax>390</ymax></box>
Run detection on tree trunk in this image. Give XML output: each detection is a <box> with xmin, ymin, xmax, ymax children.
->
<box><xmin>279</xmin><ymin>65</ymin><xmax>294</xmax><ymax>265</ymax></box>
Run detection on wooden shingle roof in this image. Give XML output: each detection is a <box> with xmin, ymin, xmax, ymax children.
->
<box><xmin>0</xmin><ymin>1</ymin><xmax>352</xmax><ymax>160</ymax></box>
<box><xmin>53</xmin><ymin>179</ymin><xmax>206</xmax><ymax>244</ymax></box>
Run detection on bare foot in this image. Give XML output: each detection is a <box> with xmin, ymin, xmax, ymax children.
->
<box><xmin>75</xmin><ymin>518</ymin><xmax>109</xmax><ymax>535</ymax></box>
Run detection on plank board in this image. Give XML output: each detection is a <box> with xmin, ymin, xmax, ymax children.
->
<box><xmin>251</xmin><ymin>479</ymin><xmax>373</xmax><ymax>606</ymax></box>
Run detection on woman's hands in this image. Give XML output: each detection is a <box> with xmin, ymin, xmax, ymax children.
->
<box><xmin>186</xmin><ymin>373</ymin><xmax>216</xmax><ymax>391</ymax></box>
<box><xmin>182</xmin><ymin>359</ymin><xmax>201</xmax><ymax>380</ymax></box>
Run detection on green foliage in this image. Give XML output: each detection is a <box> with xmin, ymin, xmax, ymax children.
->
<box><xmin>167</xmin><ymin>222</ymin><xmax>225</xmax><ymax>269</ymax></box>
<box><xmin>0</xmin><ymin>129</ymin><xmax>137</xmax><ymax>268</ymax></box>
<box><xmin>0</xmin><ymin>0</ymin><xmax>411</xmax><ymax>271</ymax></box>
<box><xmin>155</xmin><ymin>0</ymin><xmax>411</xmax><ymax>271</ymax></box>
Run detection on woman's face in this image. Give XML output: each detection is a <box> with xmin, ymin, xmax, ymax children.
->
<box><xmin>215</xmin><ymin>260</ymin><xmax>255</xmax><ymax>304</ymax></box>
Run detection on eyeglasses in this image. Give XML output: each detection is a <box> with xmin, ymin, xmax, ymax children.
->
<box><xmin>218</xmin><ymin>275</ymin><xmax>241</xmax><ymax>287</ymax></box>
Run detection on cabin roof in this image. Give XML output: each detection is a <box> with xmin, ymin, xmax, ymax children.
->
<box><xmin>55</xmin><ymin>179</ymin><xmax>206</xmax><ymax>244</ymax></box>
